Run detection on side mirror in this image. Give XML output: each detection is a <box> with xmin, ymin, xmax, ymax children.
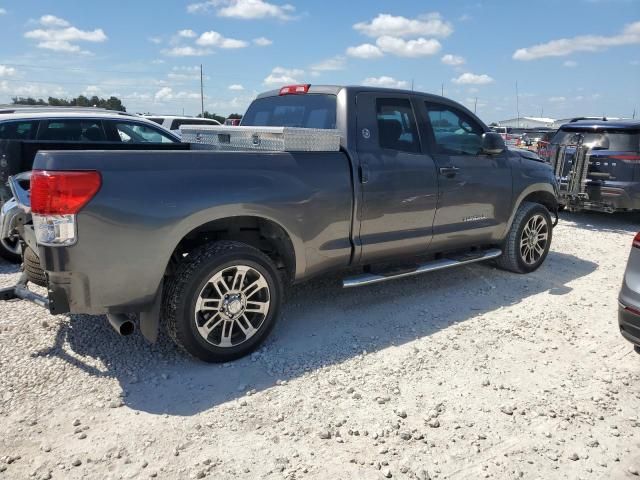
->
<box><xmin>482</xmin><ymin>132</ymin><xmax>505</xmax><ymax>155</ymax></box>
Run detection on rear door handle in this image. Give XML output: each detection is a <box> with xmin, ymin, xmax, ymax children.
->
<box><xmin>439</xmin><ymin>166</ymin><xmax>460</xmax><ymax>178</ymax></box>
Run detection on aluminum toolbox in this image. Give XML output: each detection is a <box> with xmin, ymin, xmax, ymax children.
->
<box><xmin>180</xmin><ymin>125</ymin><xmax>341</xmax><ymax>152</ymax></box>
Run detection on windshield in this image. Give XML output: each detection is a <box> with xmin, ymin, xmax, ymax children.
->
<box><xmin>552</xmin><ymin>129</ymin><xmax>640</xmax><ymax>151</ymax></box>
<box><xmin>242</xmin><ymin>94</ymin><xmax>337</xmax><ymax>129</ymax></box>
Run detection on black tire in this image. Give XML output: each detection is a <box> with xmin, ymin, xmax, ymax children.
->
<box><xmin>496</xmin><ymin>202</ymin><xmax>553</xmax><ymax>274</ymax></box>
<box><xmin>23</xmin><ymin>246</ymin><xmax>47</xmax><ymax>287</ymax></box>
<box><xmin>0</xmin><ymin>238</ymin><xmax>22</xmax><ymax>263</ymax></box>
<box><xmin>163</xmin><ymin>241</ymin><xmax>283</xmax><ymax>363</ymax></box>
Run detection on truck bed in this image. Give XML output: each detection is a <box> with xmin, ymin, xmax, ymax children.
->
<box><xmin>34</xmin><ymin>149</ymin><xmax>354</xmax><ymax>314</ymax></box>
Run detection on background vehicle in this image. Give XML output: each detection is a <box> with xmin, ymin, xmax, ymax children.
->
<box><xmin>224</xmin><ymin>118</ymin><xmax>241</xmax><ymax>126</ymax></box>
<box><xmin>2</xmin><ymin>85</ymin><xmax>558</xmax><ymax>363</ymax></box>
<box><xmin>0</xmin><ymin>107</ymin><xmax>181</xmax><ymax>262</ymax></box>
<box><xmin>490</xmin><ymin>126</ymin><xmax>519</xmax><ymax>147</ymax></box>
<box><xmin>549</xmin><ymin>119</ymin><xmax>640</xmax><ymax>212</ymax></box>
<box><xmin>619</xmin><ymin>232</ymin><xmax>640</xmax><ymax>355</ymax></box>
<box><xmin>537</xmin><ymin>130</ymin><xmax>557</xmax><ymax>160</ymax></box>
<box><xmin>145</xmin><ymin>115</ymin><xmax>221</xmax><ymax>136</ymax></box>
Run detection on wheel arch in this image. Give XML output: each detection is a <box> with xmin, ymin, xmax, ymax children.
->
<box><xmin>503</xmin><ymin>184</ymin><xmax>558</xmax><ymax>238</ymax></box>
<box><xmin>167</xmin><ymin>215</ymin><xmax>298</xmax><ymax>284</ymax></box>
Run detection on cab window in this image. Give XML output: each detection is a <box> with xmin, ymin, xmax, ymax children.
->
<box><xmin>376</xmin><ymin>98</ymin><xmax>420</xmax><ymax>153</ymax></box>
<box><xmin>425</xmin><ymin>103</ymin><xmax>484</xmax><ymax>155</ymax></box>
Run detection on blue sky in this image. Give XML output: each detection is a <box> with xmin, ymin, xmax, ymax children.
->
<box><xmin>0</xmin><ymin>0</ymin><xmax>638</xmax><ymax>121</ymax></box>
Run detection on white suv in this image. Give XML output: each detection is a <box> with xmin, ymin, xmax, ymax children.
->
<box><xmin>143</xmin><ymin>115</ymin><xmax>221</xmax><ymax>137</ymax></box>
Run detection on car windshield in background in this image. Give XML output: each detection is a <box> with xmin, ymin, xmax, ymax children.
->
<box><xmin>553</xmin><ymin>129</ymin><xmax>640</xmax><ymax>151</ymax></box>
<box><xmin>242</xmin><ymin>94</ymin><xmax>337</xmax><ymax>129</ymax></box>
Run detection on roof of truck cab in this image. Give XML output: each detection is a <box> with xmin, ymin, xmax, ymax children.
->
<box><xmin>256</xmin><ymin>85</ymin><xmax>460</xmax><ymax>103</ymax></box>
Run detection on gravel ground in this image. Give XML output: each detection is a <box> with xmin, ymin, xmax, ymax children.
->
<box><xmin>1</xmin><ymin>212</ymin><xmax>639</xmax><ymax>480</ymax></box>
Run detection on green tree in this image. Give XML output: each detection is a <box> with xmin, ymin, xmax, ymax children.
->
<box><xmin>198</xmin><ymin>111</ymin><xmax>225</xmax><ymax>124</ymax></box>
<box><xmin>12</xmin><ymin>95</ymin><xmax>126</xmax><ymax>112</ymax></box>
<box><xmin>227</xmin><ymin>113</ymin><xmax>243</xmax><ymax>120</ymax></box>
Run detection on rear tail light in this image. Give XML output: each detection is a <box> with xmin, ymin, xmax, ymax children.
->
<box><xmin>279</xmin><ymin>84</ymin><xmax>310</xmax><ymax>95</ymax></box>
<box><xmin>633</xmin><ymin>232</ymin><xmax>640</xmax><ymax>249</ymax></box>
<box><xmin>31</xmin><ymin>170</ymin><xmax>101</xmax><ymax>246</ymax></box>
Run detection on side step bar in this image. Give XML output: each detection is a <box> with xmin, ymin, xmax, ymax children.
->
<box><xmin>342</xmin><ymin>248</ymin><xmax>502</xmax><ymax>288</ymax></box>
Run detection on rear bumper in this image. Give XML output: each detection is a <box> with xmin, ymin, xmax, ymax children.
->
<box><xmin>560</xmin><ymin>183</ymin><xmax>640</xmax><ymax>212</ymax></box>
<box><xmin>618</xmin><ymin>301</ymin><xmax>640</xmax><ymax>347</ymax></box>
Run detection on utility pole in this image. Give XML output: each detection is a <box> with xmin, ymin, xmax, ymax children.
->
<box><xmin>515</xmin><ymin>81</ymin><xmax>520</xmax><ymax>128</ymax></box>
<box><xmin>411</xmin><ymin>79</ymin><xmax>414</xmax><ymax>91</ymax></box>
<box><xmin>200</xmin><ymin>64</ymin><xmax>205</xmax><ymax>117</ymax></box>
<box><xmin>441</xmin><ymin>83</ymin><xmax>444</xmax><ymax>97</ymax></box>
<box><xmin>474</xmin><ymin>97</ymin><xmax>478</xmax><ymax>114</ymax></box>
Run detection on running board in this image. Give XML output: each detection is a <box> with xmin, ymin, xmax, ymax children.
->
<box><xmin>342</xmin><ymin>248</ymin><xmax>502</xmax><ymax>288</ymax></box>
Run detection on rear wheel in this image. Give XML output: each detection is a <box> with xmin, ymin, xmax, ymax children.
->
<box><xmin>496</xmin><ymin>202</ymin><xmax>552</xmax><ymax>274</ymax></box>
<box><xmin>23</xmin><ymin>246</ymin><xmax>47</xmax><ymax>287</ymax></box>
<box><xmin>163</xmin><ymin>241</ymin><xmax>283</xmax><ymax>362</ymax></box>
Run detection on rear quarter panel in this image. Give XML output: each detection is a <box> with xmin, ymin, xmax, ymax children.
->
<box><xmin>35</xmin><ymin>150</ymin><xmax>353</xmax><ymax>312</ymax></box>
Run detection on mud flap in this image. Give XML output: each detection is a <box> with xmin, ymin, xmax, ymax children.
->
<box><xmin>139</xmin><ymin>281</ymin><xmax>163</xmax><ymax>343</ymax></box>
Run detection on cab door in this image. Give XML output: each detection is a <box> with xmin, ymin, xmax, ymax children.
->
<box><xmin>355</xmin><ymin>93</ymin><xmax>439</xmax><ymax>264</ymax></box>
<box><xmin>418</xmin><ymin>101</ymin><xmax>512</xmax><ymax>250</ymax></box>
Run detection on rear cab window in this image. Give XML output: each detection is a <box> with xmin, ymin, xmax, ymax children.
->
<box><xmin>170</xmin><ymin>119</ymin><xmax>219</xmax><ymax>130</ymax></box>
<box><xmin>376</xmin><ymin>98</ymin><xmax>420</xmax><ymax>153</ymax></box>
<box><xmin>242</xmin><ymin>94</ymin><xmax>337</xmax><ymax>129</ymax></box>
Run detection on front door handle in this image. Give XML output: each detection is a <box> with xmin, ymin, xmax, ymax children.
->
<box><xmin>439</xmin><ymin>166</ymin><xmax>460</xmax><ymax>178</ymax></box>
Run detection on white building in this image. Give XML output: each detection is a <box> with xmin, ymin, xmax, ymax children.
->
<box><xmin>496</xmin><ymin>117</ymin><xmax>556</xmax><ymax>129</ymax></box>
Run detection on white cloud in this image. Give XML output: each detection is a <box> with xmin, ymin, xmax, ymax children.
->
<box><xmin>264</xmin><ymin>66</ymin><xmax>304</xmax><ymax>86</ymax></box>
<box><xmin>148</xmin><ymin>36</ymin><xmax>162</xmax><ymax>44</ymax></box>
<box><xmin>452</xmin><ymin>72</ymin><xmax>494</xmax><ymax>85</ymax></box>
<box><xmin>187</xmin><ymin>0</ymin><xmax>295</xmax><ymax>20</ymax></box>
<box><xmin>39</xmin><ymin>15</ymin><xmax>70</xmax><ymax>27</ymax></box>
<box><xmin>362</xmin><ymin>76</ymin><xmax>409</xmax><ymax>89</ymax></box>
<box><xmin>229</xmin><ymin>84</ymin><xmax>244</xmax><ymax>90</ymax></box>
<box><xmin>253</xmin><ymin>36</ymin><xmax>272</xmax><ymax>46</ymax></box>
<box><xmin>167</xmin><ymin>66</ymin><xmax>201</xmax><ymax>80</ymax></box>
<box><xmin>84</xmin><ymin>85</ymin><xmax>101</xmax><ymax>95</ymax></box>
<box><xmin>162</xmin><ymin>46</ymin><xmax>211</xmax><ymax>56</ymax></box>
<box><xmin>196</xmin><ymin>30</ymin><xmax>248</xmax><ymax>48</ymax></box>
<box><xmin>563</xmin><ymin>60</ymin><xmax>578</xmax><ymax>67</ymax></box>
<box><xmin>310</xmin><ymin>56</ymin><xmax>346</xmax><ymax>72</ymax></box>
<box><xmin>24</xmin><ymin>16</ymin><xmax>107</xmax><ymax>54</ymax></box>
<box><xmin>0</xmin><ymin>65</ymin><xmax>16</xmax><ymax>77</ymax></box>
<box><xmin>178</xmin><ymin>29</ymin><xmax>197</xmax><ymax>38</ymax></box>
<box><xmin>376</xmin><ymin>36</ymin><xmax>441</xmax><ymax>57</ymax></box>
<box><xmin>441</xmin><ymin>54</ymin><xmax>465</xmax><ymax>66</ymax></box>
<box><xmin>513</xmin><ymin>21</ymin><xmax>640</xmax><ymax>60</ymax></box>
<box><xmin>0</xmin><ymin>80</ymin><xmax>68</xmax><ymax>98</ymax></box>
<box><xmin>549</xmin><ymin>96</ymin><xmax>566</xmax><ymax>103</ymax></box>
<box><xmin>153</xmin><ymin>87</ymin><xmax>200</xmax><ymax>102</ymax></box>
<box><xmin>354</xmin><ymin>13</ymin><xmax>452</xmax><ymax>38</ymax></box>
<box><xmin>0</xmin><ymin>8</ymin><xmax>6</xmax><ymax>15</ymax></box>
<box><xmin>346</xmin><ymin>43</ymin><xmax>384</xmax><ymax>59</ymax></box>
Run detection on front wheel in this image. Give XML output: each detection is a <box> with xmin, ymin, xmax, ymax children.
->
<box><xmin>496</xmin><ymin>202</ymin><xmax>553</xmax><ymax>274</ymax></box>
<box><xmin>163</xmin><ymin>241</ymin><xmax>283</xmax><ymax>363</ymax></box>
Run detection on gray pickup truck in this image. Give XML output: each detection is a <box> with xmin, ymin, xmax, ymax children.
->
<box><xmin>2</xmin><ymin>85</ymin><xmax>558</xmax><ymax>362</ymax></box>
